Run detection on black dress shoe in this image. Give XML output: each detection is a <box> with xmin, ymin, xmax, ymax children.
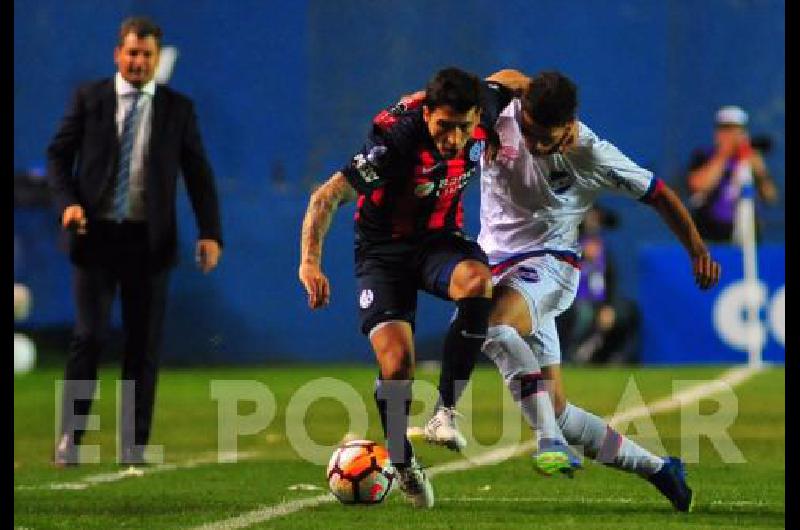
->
<box><xmin>53</xmin><ymin>434</ymin><xmax>79</xmax><ymax>467</ymax></box>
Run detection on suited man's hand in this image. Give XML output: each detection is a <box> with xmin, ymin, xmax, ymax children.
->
<box><xmin>62</xmin><ymin>204</ymin><xmax>87</xmax><ymax>234</ymax></box>
<box><xmin>196</xmin><ymin>239</ymin><xmax>221</xmax><ymax>274</ymax></box>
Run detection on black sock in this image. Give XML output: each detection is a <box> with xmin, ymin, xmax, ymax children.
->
<box><xmin>438</xmin><ymin>297</ymin><xmax>492</xmax><ymax>409</ymax></box>
<box><xmin>374</xmin><ymin>377</ymin><xmax>414</xmax><ymax>466</ymax></box>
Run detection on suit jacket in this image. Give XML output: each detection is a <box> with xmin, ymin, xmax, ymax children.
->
<box><xmin>47</xmin><ymin>78</ymin><xmax>223</xmax><ymax>271</ymax></box>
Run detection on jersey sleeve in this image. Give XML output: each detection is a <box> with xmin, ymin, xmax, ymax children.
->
<box><xmin>341</xmin><ymin>110</ymin><xmax>418</xmax><ymax>194</ymax></box>
<box><xmin>587</xmin><ymin>140</ymin><xmax>662</xmax><ymax>202</ymax></box>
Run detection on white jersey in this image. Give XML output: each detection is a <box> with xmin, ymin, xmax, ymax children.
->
<box><xmin>478</xmin><ymin>98</ymin><xmax>659</xmax><ymax>263</ymax></box>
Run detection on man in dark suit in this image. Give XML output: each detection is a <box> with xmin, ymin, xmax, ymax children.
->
<box><xmin>47</xmin><ymin>16</ymin><xmax>223</xmax><ymax>466</ymax></box>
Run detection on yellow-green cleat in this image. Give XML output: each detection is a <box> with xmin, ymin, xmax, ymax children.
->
<box><xmin>533</xmin><ymin>439</ymin><xmax>582</xmax><ymax>478</ymax></box>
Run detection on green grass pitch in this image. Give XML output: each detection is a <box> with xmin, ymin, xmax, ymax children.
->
<box><xmin>15</xmin><ymin>363</ymin><xmax>784</xmax><ymax>529</ymax></box>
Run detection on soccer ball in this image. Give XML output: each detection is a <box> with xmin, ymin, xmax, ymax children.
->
<box><xmin>326</xmin><ymin>439</ymin><xmax>396</xmax><ymax>505</ymax></box>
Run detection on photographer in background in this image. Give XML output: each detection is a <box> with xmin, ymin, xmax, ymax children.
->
<box><xmin>685</xmin><ymin>105</ymin><xmax>778</xmax><ymax>243</ymax></box>
<box><xmin>556</xmin><ymin>206</ymin><xmax>641</xmax><ymax>365</ymax></box>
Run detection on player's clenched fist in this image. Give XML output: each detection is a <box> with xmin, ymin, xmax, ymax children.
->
<box><xmin>692</xmin><ymin>253</ymin><xmax>722</xmax><ymax>290</ymax></box>
<box><xmin>299</xmin><ymin>262</ymin><xmax>331</xmax><ymax>309</ymax></box>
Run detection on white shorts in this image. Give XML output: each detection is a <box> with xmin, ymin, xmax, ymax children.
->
<box><xmin>491</xmin><ymin>253</ymin><xmax>580</xmax><ymax>367</ymax></box>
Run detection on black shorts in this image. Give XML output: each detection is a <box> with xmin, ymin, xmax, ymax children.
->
<box><xmin>354</xmin><ymin>231</ymin><xmax>488</xmax><ymax>335</ymax></box>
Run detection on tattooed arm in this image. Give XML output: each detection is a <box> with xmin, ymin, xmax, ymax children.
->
<box><xmin>299</xmin><ymin>171</ymin><xmax>358</xmax><ymax>309</ymax></box>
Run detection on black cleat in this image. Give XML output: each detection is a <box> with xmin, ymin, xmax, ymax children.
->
<box><xmin>647</xmin><ymin>457</ymin><xmax>694</xmax><ymax>512</ymax></box>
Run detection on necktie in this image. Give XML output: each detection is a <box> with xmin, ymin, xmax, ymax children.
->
<box><xmin>114</xmin><ymin>91</ymin><xmax>143</xmax><ymax>221</ymax></box>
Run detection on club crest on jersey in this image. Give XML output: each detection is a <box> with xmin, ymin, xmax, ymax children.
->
<box><xmin>469</xmin><ymin>140</ymin><xmax>485</xmax><ymax>162</ymax></box>
<box><xmin>414</xmin><ymin>181</ymin><xmax>436</xmax><ymax>197</ymax></box>
<box><xmin>359</xmin><ymin>289</ymin><xmax>374</xmax><ymax>309</ymax></box>
<box><xmin>547</xmin><ymin>170</ymin><xmax>573</xmax><ymax>194</ymax></box>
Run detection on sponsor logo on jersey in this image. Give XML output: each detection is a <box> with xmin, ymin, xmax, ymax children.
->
<box><xmin>500</xmin><ymin>145</ymin><xmax>519</xmax><ymax>158</ymax></box>
<box><xmin>359</xmin><ymin>289</ymin><xmax>374</xmax><ymax>309</ymax></box>
<box><xmin>437</xmin><ymin>170</ymin><xmax>473</xmax><ymax>198</ymax></box>
<box><xmin>421</xmin><ymin>161</ymin><xmax>444</xmax><ymax>175</ymax></box>
<box><xmin>414</xmin><ymin>182</ymin><xmax>436</xmax><ymax>197</ymax></box>
<box><xmin>497</xmin><ymin>145</ymin><xmax>520</xmax><ymax>166</ymax></box>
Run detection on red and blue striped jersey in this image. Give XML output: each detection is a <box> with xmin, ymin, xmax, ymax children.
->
<box><xmin>342</xmin><ymin>81</ymin><xmax>511</xmax><ymax>242</ymax></box>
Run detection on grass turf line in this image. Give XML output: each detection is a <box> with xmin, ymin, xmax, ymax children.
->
<box><xmin>14</xmin><ymin>364</ymin><xmax>784</xmax><ymax>529</ymax></box>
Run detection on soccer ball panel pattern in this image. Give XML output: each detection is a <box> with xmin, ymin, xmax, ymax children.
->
<box><xmin>327</xmin><ymin>440</ymin><xmax>395</xmax><ymax>504</ymax></box>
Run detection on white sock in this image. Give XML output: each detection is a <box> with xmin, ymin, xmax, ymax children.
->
<box><xmin>483</xmin><ymin>325</ymin><xmax>566</xmax><ymax>446</ymax></box>
<box><xmin>557</xmin><ymin>402</ymin><xmax>663</xmax><ymax>476</ymax></box>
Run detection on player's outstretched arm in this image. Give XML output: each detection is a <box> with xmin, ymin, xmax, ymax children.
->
<box><xmin>648</xmin><ymin>182</ymin><xmax>721</xmax><ymax>290</ymax></box>
<box><xmin>299</xmin><ymin>172</ymin><xmax>357</xmax><ymax>309</ymax></box>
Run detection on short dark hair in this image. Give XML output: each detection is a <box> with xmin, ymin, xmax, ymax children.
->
<box><xmin>118</xmin><ymin>16</ymin><xmax>162</xmax><ymax>47</ymax></box>
<box><xmin>523</xmin><ymin>71</ymin><xmax>578</xmax><ymax>127</ymax></box>
<box><xmin>424</xmin><ymin>67</ymin><xmax>482</xmax><ymax>113</ymax></box>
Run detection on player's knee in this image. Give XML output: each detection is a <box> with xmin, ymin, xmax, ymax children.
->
<box><xmin>377</xmin><ymin>347</ymin><xmax>413</xmax><ymax>380</ymax></box>
<box><xmin>381</xmin><ymin>363</ymin><xmax>412</xmax><ymax>381</ymax></box>
<box><xmin>466</xmin><ymin>273</ymin><xmax>493</xmax><ymax>298</ymax></box>
<box><xmin>452</xmin><ymin>263</ymin><xmax>492</xmax><ymax>299</ymax></box>
<box><xmin>483</xmin><ymin>324</ymin><xmax>517</xmax><ymax>354</ymax></box>
<box><xmin>483</xmin><ymin>324</ymin><xmax>534</xmax><ymax>380</ymax></box>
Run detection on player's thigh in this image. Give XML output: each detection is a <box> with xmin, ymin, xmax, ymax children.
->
<box><xmin>369</xmin><ymin>320</ymin><xmax>415</xmax><ymax>380</ymax></box>
<box><xmin>416</xmin><ymin>232</ymin><xmax>489</xmax><ymax>300</ymax></box>
<box><xmin>355</xmin><ymin>253</ymin><xmax>417</xmax><ymax>337</ymax></box>
<box><xmin>488</xmin><ymin>285</ymin><xmax>534</xmax><ymax>336</ymax></box>
<box><xmin>493</xmin><ymin>255</ymin><xmax>579</xmax><ymax>335</ymax></box>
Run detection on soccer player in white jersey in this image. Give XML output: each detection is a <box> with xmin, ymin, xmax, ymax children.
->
<box><xmin>423</xmin><ymin>69</ymin><xmax>721</xmax><ymax>513</ymax></box>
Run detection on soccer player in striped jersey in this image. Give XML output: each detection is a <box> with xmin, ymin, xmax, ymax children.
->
<box><xmin>424</xmin><ymin>69</ymin><xmax>721</xmax><ymax>512</ymax></box>
<box><xmin>299</xmin><ymin>67</ymin><xmax>512</xmax><ymax>508</ymax></box>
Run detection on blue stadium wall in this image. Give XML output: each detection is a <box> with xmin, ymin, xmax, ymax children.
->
<box><xmin>14</xmin><ymin>1</ymin><xmax>785</xmax><ymax>364</ymax></box>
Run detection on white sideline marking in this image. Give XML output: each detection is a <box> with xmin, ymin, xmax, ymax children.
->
<box><xmin>14</xmin><ymin>451</ymin><xmax>260</xmax><ymax>492</ymax></box>
<box><xmin>191</xmin><ymin>495</ymin><xmax>336</xmax><ymax>530</ymax></box>
<box><xmin>192</xmin><ymin>364</ymin><xmax>765</xmax><ymax>529</ymax></box>
<box><xmin>608</xmin><ymin>364</ymin><xmax>761</xmax><ymax>428</ymax></box>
